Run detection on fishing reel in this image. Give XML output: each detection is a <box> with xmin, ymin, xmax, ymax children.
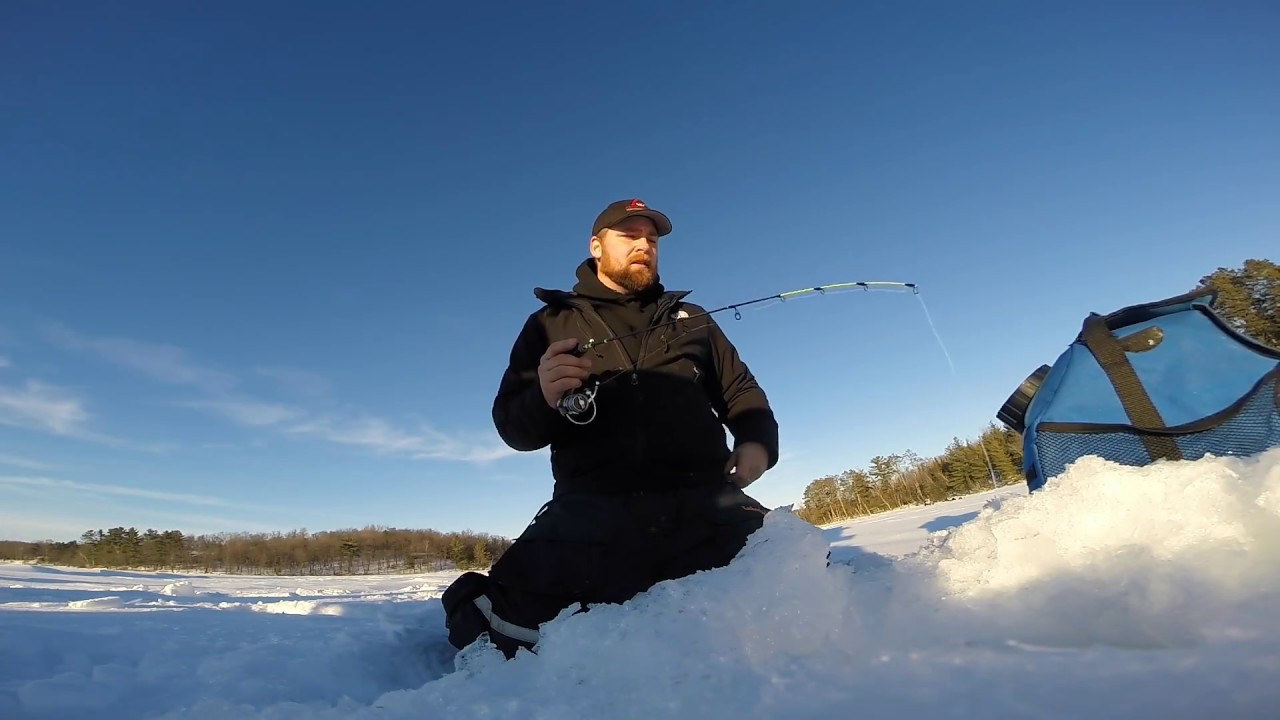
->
<box><xmin>556</xmin><ymin>380</ymin><xmax>599</xmax><ymax>425</ymax></box>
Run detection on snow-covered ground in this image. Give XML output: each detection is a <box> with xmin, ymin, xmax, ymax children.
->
<box><xmin>823</xmin><ymin>483</ymin><xmax>1027</xmax><ymax>562</ymax></box>
<box><xmin>4</xmin><ymin>449</ymin><xmax>1280</xmax><ymax>719</ymax></box>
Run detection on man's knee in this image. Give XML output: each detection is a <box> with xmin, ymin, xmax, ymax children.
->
<box><xmin>708</xmin><ymin>483</ymin><xmax>770</xmax><ymax>543</ymax></box>
<box><xmin>441</xmin><ymin>571</ymin><xmax>543</xmax><ymax>659</ymax></box>
<box><xmin>657</xmin><ymin>483</ymin><xmax>769</xmax><ymax>580</ymax></box>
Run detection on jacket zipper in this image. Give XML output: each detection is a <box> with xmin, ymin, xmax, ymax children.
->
<box><xmin>572</xmin><ymin>295</ymin><xmax>680</xmax><ymax>481</ymax></box>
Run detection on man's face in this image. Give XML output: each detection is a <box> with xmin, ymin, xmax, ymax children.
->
<box><xmin>592</xmin><ymin>216</ymin><xmax>659</xmax><ymax>294</ymax></box>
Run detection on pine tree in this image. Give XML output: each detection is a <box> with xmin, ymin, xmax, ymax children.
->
<box><xmin>942</xmin><ymin>438</ymin><xmax>989</xmax><ymax>494</ymax></box>
<box><xmin>78</xmin><ymin>530</ymin><xmax>100</xmax><ymax>566</ymax></box>
<box><xmin>448</xmin><ymin>536</ymin><xmax>468</xmax><ymax>570</ymax></box>
<box><xmin>868</xmin><ymin>454</ymin><xmax>902</xmax><ymax>486</ymax></box>
<box><xmin>1198</xmin><ymin>258</ymin><xmax>1280</xmax><ymax>347</ymax></box>
<box><xmin>339</xmin><ymin>538</ymin><xmax>360</xmax><ymax>574</ymax></box>
<box><xmin>838</xmin><ymin>469</ymin><xmax>873</xmax><ymax>516</ymax></box>
<box><xmin>799</xmin><ymin>476</ymin><xmax>840</xmax><ymax>524</ymax></box>
<box><xmin>473</xmin><ymin>539</ymin><xmax>492</xmax><ymax>569</ymax></box>
<box><xmin>981</xmin><ymin>424</ymin><xmax>1022</xmax><ymax>483</ymax></box>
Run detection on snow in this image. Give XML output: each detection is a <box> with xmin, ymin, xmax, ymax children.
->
<box><xmin>4</xmin><ymin>450</ymin><xmax>1280</xmax><ymax>719</ymax></box>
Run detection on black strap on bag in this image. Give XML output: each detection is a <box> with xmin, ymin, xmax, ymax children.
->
<box><xmin>1079</xmin><ymin>314</ymin><xmax>1184</xmax><ymax>463</ymax></box>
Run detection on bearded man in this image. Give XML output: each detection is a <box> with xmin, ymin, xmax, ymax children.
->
<box><xmin>441</xmin><ymin>198</ymin><xmax>780</xmax><ymax>658</ymax></box>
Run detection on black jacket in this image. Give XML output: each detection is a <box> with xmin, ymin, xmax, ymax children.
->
<box><xmin>492</xmin><ymin>259</ymin><xmax>779</xmax><ymax>496</ymax></box>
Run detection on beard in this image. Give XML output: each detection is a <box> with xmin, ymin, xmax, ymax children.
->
<box><xmin>600</xmin><ymin>252</ymin><xmax>658</xmax><ymax>294</ymax></box>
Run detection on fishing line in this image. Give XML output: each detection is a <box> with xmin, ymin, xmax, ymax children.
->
<box><xmin>914</xmin><ymin>292</ymin><xmax>956</xmax><ymax>375</ymax></box>
<box><xmin>908</xmin><ymin>291</ymin><xmax>1000</xmax><ymax>490</ymax></box>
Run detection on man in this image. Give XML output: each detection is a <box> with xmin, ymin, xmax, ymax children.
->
<box><xmin>441</xmin><ymin>198</ymin><xmax>780</xmax><ymax>658</ymax></box>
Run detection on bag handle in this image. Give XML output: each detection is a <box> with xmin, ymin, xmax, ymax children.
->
<box><xmin>1079</xmin><ymin>314</ymin><xmax>1184</xmax><ymax>462</ymax></box>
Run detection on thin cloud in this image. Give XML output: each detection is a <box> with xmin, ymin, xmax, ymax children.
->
<box><xmin>44</xmin><ymin>323</ymin><xmax>236</xmax><ymax>392</ymax></box>
<box><xmin>287</xmin><ymin>415</ymin><xmax>518</xmax><ymax>463</ymax></box>
<box><xmin>0</xmin><ymin>453</ymin><xmax>54</xmax><ymax>471</ymax></box>
<box><xmin>42</xmin><ymin>324</ymin><xmax>514</xmax><ymax>464</ymax></box>
<box><xmin>0</xmin><ymin>474</ymin><xmax>231</xmax><ymax>507</ymax></box>
<box><xmin>0</xmin><ymin>379</ymin><xmax>90</xmax><ymax>435</ymax></box>
<box><xmin>188</xmin><ymin>393</ymin><xmax>513</xmax><ymax>465</ymax></box>
<box><xmin>175</xmin><ymin>397</ymin><xmax>304</xmax><ymax>427</ymax></box>
<box><xmin>0</xmin><ymin>474</ymin><xmax>306</xmax><ymax>540</ymax></box>
<box><xmin>0</xmin><ymin>379</ymin><xmax>160</xmax><ymax>451</ymax></box>
<box><xmin>776</xmin><ymin>450</ymin><xmax>801</xmax><ymax>465</ymax></box>
<box><xmin>0</xmin><ymin>355</ymin><xmax>11</xmax><ymax>369</ymax></box>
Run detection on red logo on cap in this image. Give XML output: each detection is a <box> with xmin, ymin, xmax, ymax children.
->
<box><xmin>627</xmin><ymin>199</ymin><xmax>647</xmax><ymax>210</ymax></box>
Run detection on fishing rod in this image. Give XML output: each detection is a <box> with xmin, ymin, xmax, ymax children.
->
<box><xmin>571</xmin><ymin>280</ymin><xmax>918</xmax><ymax>357</ymax></box>
<box><xmin>558</xmin><ymin>280</ymin><xmax>920</xmax><ymax>423</ymax></box>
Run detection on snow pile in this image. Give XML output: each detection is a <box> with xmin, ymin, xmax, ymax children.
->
<box><xmin>921</xmin><ymin>449</ymin><xmax>1280</xmax><ymax>650</ymax></box>
<box><xmin>4</xmin><ymin>450</ymin><xmax>1280</xmax><ymax>719</ymax></box>
<box><xmin>65</xmin><ymin>596</ymin><xmax>125</xmax><ymax>610</ymax></box>
<box><xmin>933</xmin><ymin>451</ymin><xmax>1280</xmax><ymax>596</ymax></box>
<box><xmin>161</xmin><ymin>581</ymin><xmax>198</xmax><ymax>597</ymax></box>
<box><xmin>245</xmin><ymin>599</ymin><xmax>345</xmax><ymax>616</ymax></box>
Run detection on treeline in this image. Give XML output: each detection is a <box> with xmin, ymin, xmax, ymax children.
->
<box><xmin>794</xmin><ymin>257</ymin><xmax>1279</xmax><ymax>526</ymax></box>
<box><xmin>794</xmin><ymin>424</ymin><xmax>1023</xmax><ymax>526</ymax></box>
<box><xmin>0</xmin><ymin>525</ymin><xmax>512</xmax><ymax>576</ymax></box>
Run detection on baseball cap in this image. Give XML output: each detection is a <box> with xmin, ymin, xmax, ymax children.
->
<box><xmin>591</xmin><ymin>198</ymin><xmax>672</xmax><ymax>237</ymax></box>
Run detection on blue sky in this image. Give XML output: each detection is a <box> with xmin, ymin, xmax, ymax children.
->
<box><xmin>2</xmin><ymin>2</ymin><xmax>1277</xmax><ymax>543</ymax></box>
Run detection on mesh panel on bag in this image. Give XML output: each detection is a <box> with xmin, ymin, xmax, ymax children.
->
<box><xmin>1033</xmin><ymin>373</ymin><xmax>1280</xmax><ymax>482</ymax></box>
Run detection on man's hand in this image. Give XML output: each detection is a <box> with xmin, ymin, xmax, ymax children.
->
<box><xmin>539</xmin><ymin>338</ymin><xmax>593</xmax><ymax>410</ymax></box>
<box><xmin>725</xmin><ymin>441</ymin><xmax>769</xmax><ymax>488</ymax></box>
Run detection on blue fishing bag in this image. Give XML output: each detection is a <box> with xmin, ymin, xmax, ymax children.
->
<box><xmin>996</xmin><ymin>287</ymin><xmax>1280</xmax><ymax>491</ymax></box>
